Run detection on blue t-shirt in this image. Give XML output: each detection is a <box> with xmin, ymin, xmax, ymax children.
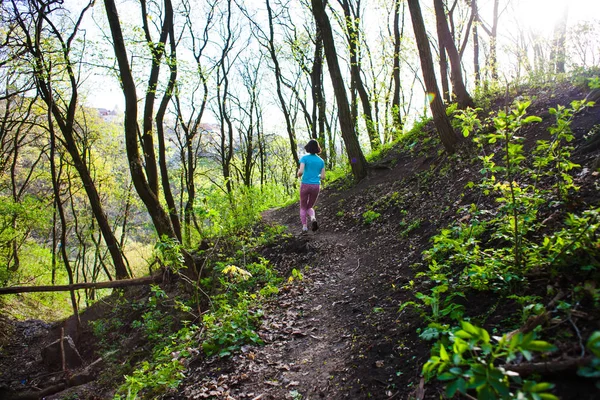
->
<box><xmin>300</xmin><ymin>154</ymin><xmax>325</xmax><ymax>185</ymax></box>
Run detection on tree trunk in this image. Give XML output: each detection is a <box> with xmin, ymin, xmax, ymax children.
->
<box><xmin>311</xmin><ymin>25</ymin><xmax>328</xmax><ymax>165</ymax></box>
<box><xmin>407</xmin><ymin>0</ymin><xmax>458</xmax><ymax>153</ymax></box>
<box><xmin>177</xmin><ymin>0</ymin><xmax>216</xmax><ymax>246</ymax></box>
<box><xmin>340</xmin><ymin>0</ymin><xmax>381</xmax><ymax>151</ymax></box>
<box><xmin>48</xmin><ymin>107</ymin><xmax>80</xmax><ymax>328</ymax></box>
<box><xmin>103</xmin><ymin>0</ymin><xmax>178</xmax><ymax>241</ymax></box>
<box><xmin>472</xmin><ymin>0</ymin><xmax>481</xmax><ymax>87</ymax></box>
<box><xmin>433</xmin><ymin>0</ymin><xmax>474</xmax><ymax>109</ymax></box>
<box><xmin>30</xmin><ymin>2</ymin><xmax>130</xmax><ymax>280</ymax></box>
<box><xmin>311</xmin><ymin>0</ymin><xmax>367</xmax><ymax>180</ymax></box>
<box><xmin>437</xmin><ymin>30</ymin><xmax>451</xmax><ymax>103</ymax></box>
<box><xmin>490</xmin><ymin>0</ymin><xmax>499</xmax><ymax>80</ymax></box>
<box><xmin>266</xmin><ymin>0</ymin><xmax>300</xmax><ymax>168</ymax></box>
<box><xmin>552</xmin><ymin>4</ymin><xmax>568</xmax><ymax>74</ymax></box>
<box><xmin>392</xmin><ymin>0</ymin><xmax>404</xmax><ymax>132</ymax></box>
<box><xmin>156</xmin><ymin>6</ymin><xmax>182</xmax><ymax>242</ymax></box>
<box><xmin>140</xmin><ymin>0</ymin><xmax>171</xmax><ymax>196</ymax></box>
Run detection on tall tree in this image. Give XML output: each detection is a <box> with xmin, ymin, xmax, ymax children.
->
<box><xmin>235</xmin><ymin>55</ymin><xmax>264</xmax><ymax>187</ymax></box>
<box><xmin>265</xmin><ymin>0</ymin><xmax>300</xmax><ymax>167</ymax></box>
<box><xmin>11</xmin><ymin>0</ymin><xmax>130</xmax><ymax>279</ymax></box>
<box><xmin>551</xmin><ymin>4</ymin><xmax>569</xmax><ymax>74</ymax></box>
<box><xmin>338</xmin><ymin>0</ymin><xmax>381</xmax><ymax>150</ymax></box>
<box><xmin>435</xmin><ymin>7</ymin><xmax>451</xmax><ymax>103</ymax></box>
<box><xmin>175</xmin><ymin>0</ymin><xmax>217</xmax><ymax>246</ymax></box>
<box><xmin>391</xmin><ymin>0</ymin><xmax>404</xmax><ymax>132</ymax></box>
<box><xmin>311</xmin><ymin>0</ymin><xmax>367</xmax><ymax>180</ymax></box>
<box><xmin>103</xmin><ymin>0</ymin><xmax>180</xmax><ymax>243</ymax></box>
<box><xmin>472</xmin><ymin>0</ymin><xmax>481</xmax><ymax>87</ymax></box>
<box><xmin>407</xmin><ymin>0</ymin><xmax>458</xmax><ymax>153</ymax></box>
<box><xmin>479</xmin><ymin>0</ymin><xmax>500</xmax><ymax>80</ymax></box>
<box><xmin>277</xmin><ymin>5</ymin><xmax>329</xmax><ymax>165</ymax></box>
<box><xmin>48</xmin><ymin>102</ymin><xmax>80</xmax><ymax>326</ymax></box>
<box><xmin>154</xmin><ymin>0</ymin><xmax>182</xmax><ymax>241</ymax></box>
<box><xmin>433</xmin><ymin>0</ymin><xmax>474</xmax><ymax>109</ymax></box>
<box><xmin>214</xmin><ymin>0</ymin><xmax>237</xmax><ymax>195</ymax></box>
<box><xmin>311</xmin><ymin>19</ymin><xmax>328</xmax><ymax>159</ymax></box>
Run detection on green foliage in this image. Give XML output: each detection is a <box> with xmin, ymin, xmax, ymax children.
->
<box><xmin>109</xmin><ymin>288</ymin><xmax>200</xmax><ymax>399</ymax></box>
<box><xmin>288</xmin><ymin>268</ymin><xmax>304</xmax><ymax>283</ymax></box>
<box><xmin>216</xmin><ymin>257</ymin><xmax>281</xmax><ymax>294</ymax></box>
<box><xmin>424</xmin><ymin>321</ymin><xmax>558</xmax><ymax>399</ymax></box>
<box><xmin>198</xmin><ymin>244</ymin><xmax>281</xmax><ymax>358</ymax></box>
<box><xmin>407</xmin><ymin>85</ymin><xmax>600</xmax><ymax>398</ymax></box>
<box><xmin>193</xmin><ymin>184</ymin><xmax>294</xmax><ymax>239</ymax></box>
<box><xmin>399</xmin><ymin>218</ymin><xmax>421</xmax><ymax>238</ymax></box>
<box><xmin>540</xmin><ymin>207</ymin><xmax>600</xmax><ymax>272</ymax></box>
<box><xmin>115</xmin><ymin>323</ymin><xmax>199</xmax><ymax>399</ymax></box>
<box><xmin>130</xmin><ymin>285</ymin><xmax>174</xmax><ymax>344</ymax></box>
<box><xmin>366</xmin><ymin>140</ymin><xmax>397</xmax><ymax>164</ymax></box>
<box><xmin>154</xmin><ymin>236</ymin><xmax>184</xmax><ymax>273</ymax></box>
<box><xmin>399</xmin><ymin>285</ymin><xmax>464</xmax><ymax>323</ymax></box>
<box><xmin>0</xmin><ymin>195</ymin><xmax>52</xmax><ymax>284</ymax></box>
<box><xmin>325</xmin><ymin>164</ymin><xmax>353</xmax><ymax>189</ymax></box>
<box><xmin>362</xmin><ymin>210</ymin><xmax>381</xmax><ymax>225</ymax></box>
<box><xmin>454</xmin><ymin>107</ymin><xmax>483</xmax><ymax>138</ymax></box>
<box><xmin>289</xmin><ymin>389</ymin><xmax>303</xmax><ymax>400</ymax></box>
<box><xmin>533</xmin><ymin>99</ymin><xmax>593</xmax><ymax>200</ymax></box>
<box><xmin>399</xmin><ymin>116</ymin><xmax>439</xmax><ymax>154</ymax></box>
<box><xmin>578</xmin><ymin>331</ymin><xmax>600</xmax><ymax>388</ymax></box>
<box><xmin>202</xmin><ymin>293</ymin><xmax>263</xmax><ymax>357</ymax></box>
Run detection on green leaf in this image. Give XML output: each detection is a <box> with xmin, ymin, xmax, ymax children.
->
<box><xmin>477</xmin><ymin>384</ymin><xmax>496</xmax><ymax>400</ymax></box>
<box><xmin>438</xmin><ymin>372</ymin><xmax>455</xmax><ymax>381</ymax></box>
<box><xmin>523</xmin><ymin>116</ymin><xmax>542</xmax><ymax>123</ymax></box>
<box><xmin>445</xmin><ymin>377</ymin><xmax>466</xmax><ymax>397</ymax></box>
<box><xmin>586</xmin><ymin>331</ymin><xmax>600</xmax><ymax>357</ymax></box>
<box><xmin>538</xmin><ymin>394</ymin><xmax>559</xmax><ymax>400</ymax></box>
<box><xmin>489</xmin><ymin>376</ymin><xmax>510</xmax><ymax>398</ymax></box>
<box><xmin>529</xmin><ymin>382</ymin><xmax>555</xmax><ymax>392</ymax></box>
<box><xmin>440</xmin><ymin>344</ymin><xmax>450</xmax><ymax>361</ymax></box>
<box><xmin>461</xmin><ymin>321</ymin><xmax>479</xmax><ymax>336</ymax></box>
<box><xmin>480</xmin><ymin>327</ymin><xmax>491</xmax><ymax>344</ymax></box>
<box><xmin>455</xmin><ymin>330</ymin><xmax>473</xmax><ymax>340</ymax></box>
<box><xmin>525</xmin><ymin>340</ymin><xmax>557</xmax><ymax>352</ymax></box>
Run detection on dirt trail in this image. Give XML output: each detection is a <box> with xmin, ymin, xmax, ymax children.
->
<box><xmin>180</xmin><ymin>179</ymin><xmax>429</xmax><ymax>400</ymax></box>
<box><xmin>249</xmin><ymin>223</ymin><xmax>363</xmax><ymax>399</ymax></box>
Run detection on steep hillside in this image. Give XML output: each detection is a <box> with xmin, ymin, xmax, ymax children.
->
<box><xmin>1</xmin><ymin>79</ymin><xmax>599</xmax><ymax>400</ymax></box>
<box><xmin>172</xmin><ymin>80</ymin><xmax>600</xmax><ymax>400</ymax></box>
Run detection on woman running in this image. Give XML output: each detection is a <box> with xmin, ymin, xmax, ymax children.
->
<box><xmin>297</xmin><ymin>140</ymin><xmax>325</xmax><ymax>234</ymax></box>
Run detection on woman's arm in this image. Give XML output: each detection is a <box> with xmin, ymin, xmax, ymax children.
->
<box><xmin>320</xmin><ymin>168</ymin><xmax>325</xmax><ymax>180</ymax></box>
<box><xmin>297</xmin><ymin>163</ymin><xmax>305</xmax><ymax>178</ymax></box>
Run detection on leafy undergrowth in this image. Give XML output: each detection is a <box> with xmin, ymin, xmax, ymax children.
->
<box><xmin>1</xmin><ymin>76</ymin><xmax>600</xmax><ymax>400</ymax></box>
<box><xmin>409</xmin><ymin>80</ymin><xmax>600</xmax><ymax>399</ymax></box>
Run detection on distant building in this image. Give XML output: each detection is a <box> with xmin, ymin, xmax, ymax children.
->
<box><xmin>94</xmin><ymin>107</ymin><xmax>120</xmax><ymax>123</ymax></box>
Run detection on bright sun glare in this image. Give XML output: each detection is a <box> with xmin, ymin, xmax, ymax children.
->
<box><xmin>516</xmin><ymin>0</ymin><xmax>600</xmax><ymax>35</ymax></box>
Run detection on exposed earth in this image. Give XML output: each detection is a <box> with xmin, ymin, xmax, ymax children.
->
<box><xmin>1</xmin><ymin>80</ymin><xmax>600</xmax><ymax>399</ymax></box>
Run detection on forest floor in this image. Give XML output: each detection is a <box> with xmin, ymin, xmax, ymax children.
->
<box><xmin>1</xmin><ymin>79</ymin><xmax>600</xmax><ymax>400</ymax></box>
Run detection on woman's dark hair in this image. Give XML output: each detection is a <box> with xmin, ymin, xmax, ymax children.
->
<box><xmin>304</xmin><ymin>139</ymin><xmax>321</xmax><ymax>154</ymax></box>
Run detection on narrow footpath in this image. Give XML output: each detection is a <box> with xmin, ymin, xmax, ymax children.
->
<box><xmin>179</xmin><ymin>169</ymin><xmax>434</xmax><ymax>400</ymax></box>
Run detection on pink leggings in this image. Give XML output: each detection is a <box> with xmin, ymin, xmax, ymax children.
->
<box><xmin>299</xmin><ymin>184</ymin><xmax>320</xmax><ymax>226</ymax></box>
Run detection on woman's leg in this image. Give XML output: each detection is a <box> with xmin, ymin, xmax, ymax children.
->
<box><xmin>304</xmin><ymin>184</ymin><xmax>320</xmax><ymax>221</ymax></box>
<box><xmin>299</xmin><ymin>184</ymin><xmax>309</xmax><ymax>227</ymax></box>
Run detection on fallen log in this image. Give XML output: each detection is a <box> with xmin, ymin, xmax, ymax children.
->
<box><xmin>0</xmin><ymin>275</ymin><xmax>163</xmax><ymax>295</ymax></box>
<box><xmin>503</xmin><ymin>356</ymin><xmax>593</xmax><ymax>376</ymax></box>
<box><xmin>3</xmin><ymin>358</ymin><xmax>104</xmax><ymax>400</ymax></box>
